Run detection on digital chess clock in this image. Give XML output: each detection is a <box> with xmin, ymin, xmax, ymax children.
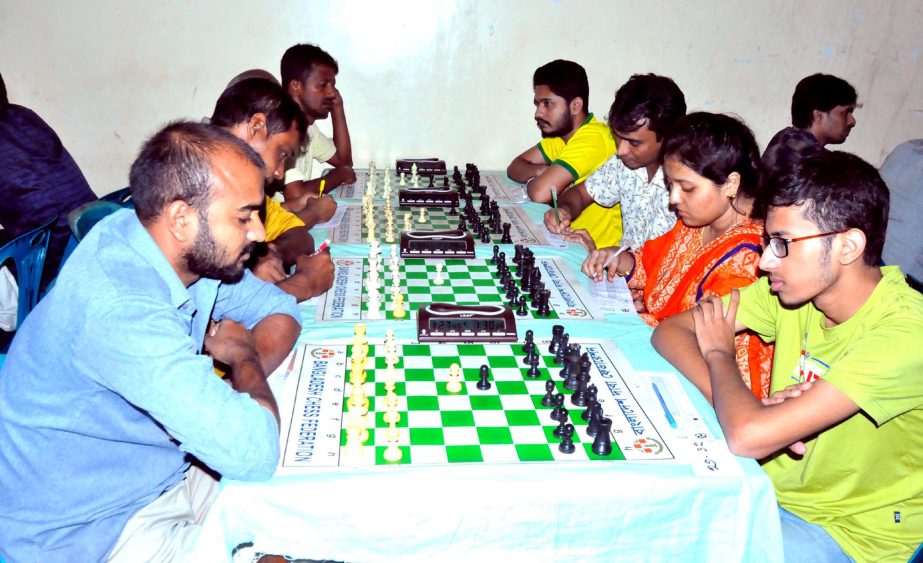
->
<box><xmin>400</xmin><ymin>230</ymin><xmax>475</xmax><ymax>259</ymax></box>
<box><xmin>398</xmin><ymin>186</ymin><xmax>459</xmax><ymax>208</ymax></box>
<box><xmin>417</xmin><ymin>303</ymin><xmax>518</xmax><ymax>343</ymax></box>
<box><xmin>396</xmin><ymin>158</ymin><xmax>447</xmax><ymax>176</ymax></box>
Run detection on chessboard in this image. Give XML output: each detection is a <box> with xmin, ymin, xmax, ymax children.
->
<box><xmin>335</xmin><ymin>165</ymin><xmax>526</xmax><ymax>203</ymax></box>
<box><xmin>317</xmin><ymin>250</ymin><xmax>600</xmax><ymax>322</ymax></box>
<box><xmin>274</xmin><ymin>328</ymin><xmax>677</xmax><ymax>470</ymax></box>
<box><xmin>328</xmin><ymin>203</ymin><xmax>548</xmax><ymax>246</ymax></box>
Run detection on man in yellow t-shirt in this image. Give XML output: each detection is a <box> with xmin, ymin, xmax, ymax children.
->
<box><xmin>506</xmin><ymin>59</ymin><xmax>621</xmax><ymax>248</ymax></box>
<box><xmin>653</xmin><ymin>151</ymin><xmax>923</xmax><ymax>562</ymax></box>
<box><xmin>211</xmin><ymin>76</ymin><xmax>334</xmax><ymax>301</ymax></box>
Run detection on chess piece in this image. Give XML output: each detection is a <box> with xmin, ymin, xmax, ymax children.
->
<box><xmin>418</xmin><ymin>207</ymin><xmax>427</xmax><ymax>223</ymax></box>
<box><xmin>549</xmin><ymin>325</ymin><xmax>564</xmax><ymax>354</ymax></box>
<box><xmin>392</xmin><ymin>293</ymin><xmax>407</xmax><ymax>318</ymax></box>
<box><xmin>446</xmin><ymin>363</ymin><xmax>463</xmax><ymax>393</ymax></box>
<box><xmin>516</xmin><ymin>295</ymin><xmax>528</xmax><ymax>316</ymax></box>
<box><xmin>521</xmin><ymin>329</ymin><xmax>534</xmax><ymax>354</ymax></box>
<box><xmin>541</xmin><ymin>379</ymin><xmax>556</xmax><ymax>407</ymax></box>
<box><xmin>582</xmin><ymin>385</ymin><xmax>599</xmax><ymax>421</ymax></box>
<box><xmin>491</xmin><ymin>245</ymin><xmax>500</xmax><ymax>264</ymax></box>
<box><xmin>586</xmin><ymin>404</ymin><xmax>604</xmax><ymax>437</ymax></box>
<box><xmin>553</xmin><ymin>414</ymin><xmax>569</xmax><ymax>439</ymax></box>
<box><xmin>476</xmin><ymin>365</ymin><xmax>491</xmax><ymax>390</ymax></box>
<box><xmin>433</xmin><ymin>263</ymin><xmax>444</xmax><ymax>285</ymax></box>
<box><xmin>591</xmin><ymin>418</ymin><xmax>613</xmax><ymax>456</ymax></box>
<box><xmin>526</xmin><ymin>354</ymin><xmax>541</xmax><ymax>379</ymax></box>
<box><xmin>500</xmin><ymin>223</ymin><xmax>513</xmax><ymax>244</ymax></box>
<box><xmin>550</xmin><ymin>393</ymin><xmax>566</xmax><ymax>421</ymax></box>
<box><xmin>558</xmin><ymin>424</ymin><xmax>576</xmax><ymax>454</ymax></box>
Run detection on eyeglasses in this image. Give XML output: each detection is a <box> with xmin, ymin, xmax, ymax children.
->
<box><xmin>762</xmin><ymin>230</ymin><xmax>847</xmax><ymax>258</ymax></box>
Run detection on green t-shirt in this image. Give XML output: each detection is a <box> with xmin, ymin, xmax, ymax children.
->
<box><xmin>735</xmin><ymin>267</ymin><xmax>923</xmax><ymax>562</ymax></box>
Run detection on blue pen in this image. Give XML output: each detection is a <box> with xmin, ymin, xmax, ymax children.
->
<box><xmin>652</xmin><ymin>382</ymin><xmax>678</xmax><ymax>429</ymax></box>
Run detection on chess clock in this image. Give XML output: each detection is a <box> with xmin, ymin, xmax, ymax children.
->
<box><xmin>396</xmin><ymin>158</ymin><xmax>447</xmax><ymax>176</ymax></box>
<box><xmin>400</xmin><ymin>230</ymin><xmax>475</xmax><ymax>259</ymax></box>
<box><xmin>417</xmin><ymin>303</ymin><xmax>518</xmax><ymax>343</ymax></box>
<box><xmin>398</xmin><ymin>186</ymin><xmax>459</xmax><ymax>208</ymax></box>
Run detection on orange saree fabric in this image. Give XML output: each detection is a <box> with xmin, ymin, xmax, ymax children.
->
<box><xmin>629</xmin><ymin>219</ymin><xmax>773</xmax><ymax>398</ymax></box>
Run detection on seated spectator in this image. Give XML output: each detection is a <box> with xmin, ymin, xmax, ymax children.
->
<box><xmin>762</xmin><ymin>73</ymin><xmax>858</xmax><ymax>177</ymax></box>
<box><xmin>0</xmin><ymin>71</ymin><xmax>96</xmax><ymax>289</ymax></box>
<box><xmin>583</xmin><ymin>113</ymin><xmax>773</xmax><ymax>397</ymax></box>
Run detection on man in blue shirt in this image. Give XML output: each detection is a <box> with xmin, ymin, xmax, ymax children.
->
<box><xmin>0</xmin><ymin>121</ymin><xmax>301</xmax><ymax>562</ymax></box>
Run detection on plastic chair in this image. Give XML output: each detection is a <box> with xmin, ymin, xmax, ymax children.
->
<box><xmin>0</xmin><ymin>216</ymin><xmax>55</xmax><ymax>330</ymax></box>
<box><xmin>99</xmin><ymin>186</ymin><xmax>134</xmax><ymax>207</ymax></box>
<box><xmin>67</xmin><ymin>200</ymin><xmax>123</xmax><ymax>242</ymax></box>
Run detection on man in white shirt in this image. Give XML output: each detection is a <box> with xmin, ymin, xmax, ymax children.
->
<box><xmin>544</xmin><ymin>74</ymin><xmax>685</xmax><ymax>250</ymax></box>
<box><xmin>281</xmin><ymin>44</ymin><xmax>356</xmax><ymax>203</ymax></box>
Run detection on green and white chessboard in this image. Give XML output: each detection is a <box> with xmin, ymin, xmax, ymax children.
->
<box><xmin>317</xmin><ymin>257</ymin><xmax>600</xmax><ymax>321</ymax></box>
<box><xmin>327</xmin><ymin>203</ymin><xmax>549</xmax><ymax>246</ymax></box>
<box><xmin>275</xmin><ymin>338</ymin><xmax>677</xmax><ymax>470</ymax></box>
<box><xmin>337</xmin><ymin>169</ymin><xmax>526</xmax><ymax>202</ymax></box>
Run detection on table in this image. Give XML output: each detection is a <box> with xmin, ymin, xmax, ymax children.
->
<box><xmin>186</xmin><ymin>171</ymin><xmax>783</xmax><ymax>562</ymax></box>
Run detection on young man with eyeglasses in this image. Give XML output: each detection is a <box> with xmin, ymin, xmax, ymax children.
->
<box><xmin>652</xmin><ymin>151</ymin><xmax>923</xmax><ymax>562</ymax></box>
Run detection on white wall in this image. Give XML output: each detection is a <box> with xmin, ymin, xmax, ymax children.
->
<box><xmin>1</xmin><ymin>0</ymin><xmax>920</xmax><ymax>195</ymax></box>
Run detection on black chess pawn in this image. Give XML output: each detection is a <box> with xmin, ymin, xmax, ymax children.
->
<box><xmin>480</xmin><ymin>229</ymin><xmax>490</xmax><ymax>244</ymax></box>
<box><xmin>512</xmin><ymin>244</ymin><xmax>523</xmax><ymax>265</ymax></box>
<box><xmin>505</xmin><ymin>281</ymin><xmax>519</xmax><ymax>302</ymax></box>
<box><xmin>582</xmin><ymin>385</ymin><xmax>599</xmax><ymax>421</ymax></box>
<box><xmin>553</xmin><ymin>410</ymin><xmax>570</xmax><ymax>438</ymax></box>
<box><xmin>537</xmin><ymin>291</ymin><xmax>552</xmax><ymax>317</ymax></box>
<box><xmin>541</xmin><ymin>379</ymin><xmax>556</xmax><ymax>407</ymax></box>
<box><xmin>591</xmin><ymin>418</ymin><xmax>613</xmax><ymax>456</ymax></box>
<box><xmin>550</xmin><ymin>393</ymin><xmax>566</xmax><ymax>421</ymax></box>
<box><xmin>521</xmin><ymin>329</ymin><xmax>534</xmax><ymax>354</ymax></box>
<box><xmin>548</xmin><ymin>325</ymin><xmax>565</xmax><ymax>354</ymax></box>
<box><xmin>526</xmin><ymin>354</ymin><xmax>541</xmax><ymax>378</ymax></box>
<box><xmin>586</xmin><ymin>404</ymin><xmax>605</xmax><ymax>437</ymax></box>
<box><xmin>563</xmin><ymin>356</ymin><xmax>580</xmax><ymax>391</ymax></box>
<box><xmin>558</xmin><ymin>424</ymin><xmax>577</xmax><ymax>454</ymax></box>
<box><xmin>497</xmin><ymin>251</ymin><xmax>507</xmax><ymax>268</ymax></box>
<box><xmin>516</xmin><ymin>295</ymin><xmax>529</xmax><ymax>316</ymax></box>
<box><xmin>449</xmin><ymin>202</ymin><xmax>458</xmax><ymax>216</ymax></box>
<box><xmin>490</xmin><ymin>245</ymin><xmax>500</xmax><ymax>264</ymax></box>
<box><xmin>458</xmin><ymin>215</ymin><xmax>467</xmax><ymax>231</ymax></box>
<box><xmin>476</xmin><ymin>365</ymin><xmax>491</xmax><ymax>390</ymax></box>
<box><xmin>443</xmin><ymin>177</ymin><xmax>449</xmax><ymax>187</ymax></box>
<box><xmin>500</xmin><ymin>223</ymin><xmax>513</xmax><ymax>244</ymax></box>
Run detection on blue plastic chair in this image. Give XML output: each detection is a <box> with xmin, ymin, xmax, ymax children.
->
<box><xmin>99</xmin><ymin>186</ymin><xmax>134</xmax><ymax>207</ymax></box>
<box><xmin>0</xmin><ymin>216</ymin><xmax>55</xmax><ymax>331</ymax></box>
<box><xmin>67</xmin><ymin>200</ymin><xmax>123</xmax><ymax>241</ymax></box>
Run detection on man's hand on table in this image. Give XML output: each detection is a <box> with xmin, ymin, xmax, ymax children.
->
<box><xmin>543</xmin><ymin>207</ymin><xmax>572</xmax><ymax>233</ymax></box>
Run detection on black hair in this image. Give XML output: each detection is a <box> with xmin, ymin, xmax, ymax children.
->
<box><xmin>791</xmin><ymin>73</ymin><xmax>858</xmax><ymax>128</ymax></box>
<box><xmin>608</xmin><ymin>74</ymin><xmax>686</xmax><ymax>140</ymax></box>
<box><xmin>765</xmin><ymin>151</ymin><xmax>888</xmax><ymax>266</ymax></box>
<box><xmin>209</xmin><ymin>78</ymin><xmax>308</xmax><ymax>143</ymax></box>
<box><xmin>661</xmin><ymin>112</ymin><xmax>764</xmax><ymax>217</ymax></box>
<box><xmin>130</xmin><ymin>121</ymin><xmax>264</xmax><ymax>224</ymax></box>
<box><xmin>280</xmin><ymin>44</ymin><xmax>339</xmax><ymax>89</ymax></box>
<box><xmin>532</xmin><ymin>60</ymin><xmax>589</xmax><ymax>110</ymax></box>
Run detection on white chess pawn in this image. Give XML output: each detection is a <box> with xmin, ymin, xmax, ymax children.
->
<box><xmin>367</xmin><ymin>292</ymin><xmax>382</xmax><ymax>320</ymax></box>
<box><xmin>411</xmin><ymin>162</ymin><xmax>418</xmax><ymax>179</ymax></box>
<box><xmin>403</xmin><ymin>212</ymin><xmax>412</xmax><ymax>232</ymax></box>
<box><xmin>446</xmin><ymin>363</ymin><xmax>463</xmax><ymax>393</ymax></box>
<box><xmin>399</xmin><ymin>171</ymin><xmax>406</xmax><ymax>186</ymax></box>
<box><xmin>392</xmin><ymin>293</ymin><xmax>407</xmax><ymax>318</ymax></box>
<box><xmin>418</xmin><ymin>207</ymin><xmax>427</xmax><ymax>223</ymax></box>
<box><xmin>433</xmin><ymin>263</ymin><xmax>444</xmax><ymax>285</ymax></box>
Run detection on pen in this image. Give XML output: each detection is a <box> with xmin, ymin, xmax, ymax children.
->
<box><xmin>310</xmin><ymin>238</ymin><xmax>331</xmax><ymax>256</ymax></box>
<box><xmin>652</xmin><ymin>382</ymin><xmax>678</xmax><ymax>429</ymax></box>
<box><xmin>550</xmin><ymin>186</ymin><xmax>561</xmax><ymax>224</ymax></box>
<box><xmin>318</xmin><ymin>179</ymin><xmax>326</xmax><ymax>198</ymax></box>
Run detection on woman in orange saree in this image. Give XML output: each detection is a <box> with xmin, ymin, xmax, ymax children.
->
<box><xmin>584</xmin><ymin>112</ymin><xmax>772</xmax><ymax>397</ymax></box>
